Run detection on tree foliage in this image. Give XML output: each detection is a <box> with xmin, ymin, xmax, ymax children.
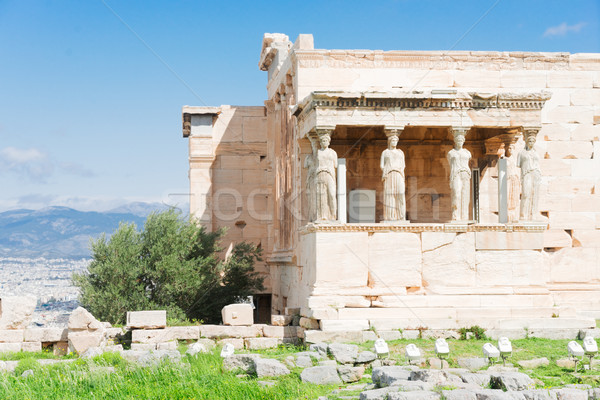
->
<box><xmin>73</xmin><ymin>210</ymin><xmax>264</xmax><ymax>325</ymax></box>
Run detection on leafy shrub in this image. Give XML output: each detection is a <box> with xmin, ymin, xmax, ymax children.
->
<box><xmin>73</xmin><ymin>209</ymin><xmax>264</xmax><ymax>325</ymax></box>
<box><xmin>458</xmin><ymin>325</ymin><xmax>488</xmax><ymax>340</ymax></box>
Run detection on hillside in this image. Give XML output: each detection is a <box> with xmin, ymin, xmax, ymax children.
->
<box><xmin>0</xmin><ymin>203</ymin><xmax>171</xmax><ymax>258</ymax></box>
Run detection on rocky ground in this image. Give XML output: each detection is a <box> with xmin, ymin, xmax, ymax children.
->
<box><xmin>1</xmin><ymin>335</ymin><xmax>598</xmax><ymax>400</ymax></box>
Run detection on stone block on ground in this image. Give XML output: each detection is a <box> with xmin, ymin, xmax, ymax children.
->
<box><xmin>550</xmin><ymin>389</ymin><xmax>588</xmax><ymax>400</ymax></box>
<box><xmin>0</xmin><ymin>343</ymin><xmax>22</xmax><ymax>352</ymax></box>
<box><xmin>485</xmin><ymin>330</ymin><xmax>527</xmax><ymax>340</ymax></box>
<box><xmin>68</xmin><ymin>331</ymin><xmax>105</xmax><ymax>354</ymax></box>
<box><xmin>378</xmin><ymin>330</ymin><xmax>403</xmax><ymax>341</ymax></box>
<box><xmin>217</xmin><ymin>338</ymin><xmax>244</xmax><ymax>350</ymax></box>
<box><xmin>244</xmin><ymin>337</ymin><xmax>279</xmax><ymax>350</ymax></box>
<box><xmin>0</xmin><ymin>329</ymin><xmax>24</xmax><ymax>343</ymax></box>
<box><xmin>105</xmin><ymin>327</ymin><xmax>124</xmax><ymax>340</ymax></box>
<box><xmin>421</xmin><ymin>330</ymin><xmax>460</xmax><ymax>340</ymax></box>
<box><xmin>443</xmin><ymin>389</ymin><xmax>478</xmax><ymax>400</ymax></box>
<box><xmin>299</xmin><ymin>317</ymin><xmax>320</xmax><ymax>329</ymax></box>
<box><xmin>300</xmin><ymin>365</ymin><xmax>342</xmax><ymax>385</ymax></box>
<box><xmin>222</xmin><ymin>304</ymin><xmax>253</xmax><ymax>326</ymax></box>
<box><xmin>517</xmin><ymin>358</ymin><xmax>549</xmax><ymax>369</ymax></box>
<box><xmin>357</xmin><ymin>350</ymin><xmax>377</xmax><ymax>363</ymax></box>
<box><xmin>132</xmin><ymin>326</ymin><xmax>200</xmax><ymax>343</ymax></box>
<box><xmin>201</xmin><ymin>325</ymin><xmax>262</xmax><ymax>339</ymax></box>
<box><xmin>0</xmin><ymin>296</ymin><xmax>36</xmax><ymax>329</ymax></box>
<box><xmin>519</xmin><ymin>390</ymin><xmax>554</xmax><ymax>400</ymax></box>
<box><xmin>22</xmin><ymin>342</ymin><xmax>41</xmax><ymax>352</ymax></box>
<box><xmin>68</xmin><ymin>307</ymin><xmax>103</xmax><ymax>331</ymax></box>
<box><xmin>53</xmin><ymin>341</ymin><xmax>68</xmax><ymax>356</ymax></box>
<box><xmin>556</xmin><ymin>358</ymin><xmax>577</xmax><ymax>368</ymax></box>
<box><xmin>156</xmin><ymin>341</ymin><xmax>177</xmax><ymax>350</ymax></box>
<box><xmin>490</xmin><ymin>372</ymin><xmax>535</xmax><ymax>391</ymax></box>
<box><xmin>126</xmin><ymin>310</ymin><xmax>166</xmax><ymax>329</ymax></box>
<box><xmin>458</xmin><ymin>357</ymin><xmax>488</xmax><ymax>371</ymax></box>
<box><xmin>24</xmin><ymin>327</ymin><xmax>68</xmax><ymax>342</ymax></box>
<box><xmin>372</xmin><ymin>366</ymin><xmax>411</xmax><ymax>387</ymax></box>
<box><xmin>338</xmin><ymin>365</ymin><xmax>365</xmax><ymax>383</ymax></box>
<box><xmin>395</xmin><ymin>381</ymin><xmax>434</xmax><ymax>391</ymax></box>
<box><xmin>295</xmin><ymin>355</ymin><xmax>315</xmax><ymax>367</ymax></box>
<box><xmin>262</xmin><ymin>325</ymin><xmax>284</xmax><ymax>338</ymax></box>
<box><xmin>294</xmin><ymin>350</ymin><xmax>323</xmax><ymax>368</ymax></box>
<box><xmin>410</xmin><ymin>369</ymin><xmax>462</xmax><ymax>385</ymax></box>
<box><xmin>271</xmin><ymin>315</ymin><xmax>292</xmax><ymax>326</ymax></box>
<box><xmin>589</xmin><ymin>388</ymin><xmax>600</xmax><ymax>400</ymax></box>
<box><xmin>476</xmin><ymin>389</ymin><xmax>525</xmax><ymax>400</ymax></box>
<box><xmin>460</xmin><ymin>372</ymin><xmax>491</xmax><ymax>387</ymax></box>
<box><xmin>254</xmin><ymin>358</ymin><xmax>290</xmax><ymax>377</ymax></box>
<box><xmin>309</xmin><ymin>342</ymin><xmax>328</xmax><ymax>356</ymax></box>
<box><xmin>359</xmin><ymin>386</ymin><xmax>401</xmax><ymax>400</ymax></box>
<box><xmin>387</xmin><ymin>391</ymin><xmax>441</xmax><ymax>400</ymax></box>
<box><xmin>428</xmin><ymin>357</ymin><xmax>449</xmax><ymax>369</ymax></box>
<box><xmin>304</xmin><ymin>329</ymin><xmax>365</xmax><ymax>343</ymax></box>
<box><xmin>328</xmin><ymin>342</ymin><xmax>359</xmax><ymax>364</ymax></box>
<box><xmin>222</xmin><ymin>353</ymin><xmax>260</xmax><ymax>373</ymax></box>
<box><xmin>487</xmin><ymin>365</ymin><xmax>519</xmax><ymax>373</ymax></box>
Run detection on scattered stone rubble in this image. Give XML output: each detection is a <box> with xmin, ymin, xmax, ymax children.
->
<box><xmin>0</xmin><ymin>298</ymin><xmax>599</xmax><ymax>399</ymax></box>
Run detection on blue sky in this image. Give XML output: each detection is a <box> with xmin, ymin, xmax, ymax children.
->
<box><xmin>0</xmin><ymin>0</ymin><xmax>598</xmax><ymax>212</ymax></box>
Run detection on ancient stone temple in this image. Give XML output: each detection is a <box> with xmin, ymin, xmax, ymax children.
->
<box><xmin>182</xmin><ymin>33</ymin><xmax>600</xmax><ymax>333</ymax></box>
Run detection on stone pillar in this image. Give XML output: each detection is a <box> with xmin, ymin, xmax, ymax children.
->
<box><xmin>337</xmin><ymin>158</ymin><xmax>347</xmax><ymax>223</ymax></box>
<box><xmin>183</xmin><ymin>109</ymin><xmax>218</xmax><ymax>231</ymax></box>
<box><xmin>498</xmin><ymin>158</ymin><xmax>508</xmax><ymax>223</ymax></box>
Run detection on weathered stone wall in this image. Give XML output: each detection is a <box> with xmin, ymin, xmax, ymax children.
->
<box><xmin>186</xmin><ymin>34</ymin><xmax>598</xmax><ymax>327</ymax></box>
<box><xmin>261</xmin><ymin>34</ymin><xmax>599</xmax><ymax>327</ymax></box>
<box><xmin>187</xmin><ymin>105</ymin><xmax>272</xmax><ymax>292</ymax></box>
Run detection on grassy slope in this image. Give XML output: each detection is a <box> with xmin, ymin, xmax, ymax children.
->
<box><xmin>1</xmin><ymin>338</ymin><xmax>599</xmax><ymax>399</ymax></box>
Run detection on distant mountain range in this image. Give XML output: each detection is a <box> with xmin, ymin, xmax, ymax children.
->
<box><xmin>0</xmin><ymin>202</ymin><xmax>174</xmax><ymax>259</ymax></box>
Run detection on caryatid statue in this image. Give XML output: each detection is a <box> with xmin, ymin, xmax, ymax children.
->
<box><xmin>312</xmin><ymin>131</ymin><xmax>338</xmax><ymax>221</ymax></box>
<box><xmin>447</xmin><ymin>128</ymin><xmax>472</xmax><ymax>222</ymax></box>
<box><xmin>504</xmin><ymin>140</ymin><xmax>521</xmax><ymax>223</ymax></box>
<box><xmin>303</xmin><ymin>136</ymin><xmax>318</xmax><ymax>221</ymax></box>
<box><xmin>380</xmin><ymin>131</ymin><xmax>406</xmax><ymax>221</ymax></box>
<box><xmin>517</xmin><ymin>128</ymin><xmax>542</xmax><ymax>221</ymax></box>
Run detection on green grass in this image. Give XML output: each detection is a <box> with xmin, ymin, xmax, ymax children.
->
<box><xmin>0</xmin><ymin>349</ymin><xmax>77</xmax><ymax>361</ymax></box>
<box><xmin>0</xmin><ymin>349</ymin><xmax>335</xmax><ymax>400</ymax></box>
<box><xmin>1</xmin><ymin>338</ymin><xmax>600</xmax><ymax>398</ymax></box>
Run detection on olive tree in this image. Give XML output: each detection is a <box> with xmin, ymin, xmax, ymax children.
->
<box><xmin>73</xmin><ymin>209</ymin><xmax>264</xmax><ymax>325</ymax></box>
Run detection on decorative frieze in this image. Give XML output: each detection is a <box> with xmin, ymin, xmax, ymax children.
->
<box><xmin>293</xmin><ymin>91</ymin><xmax>551</xmax><ymax>139</ymax></box>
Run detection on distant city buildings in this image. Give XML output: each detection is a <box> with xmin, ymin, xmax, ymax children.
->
<box><xmin>0</xmin><ymin>257</ymin><xmax>89</xmax><ymax>326</ymax></box>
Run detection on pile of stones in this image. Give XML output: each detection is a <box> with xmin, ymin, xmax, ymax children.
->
<box><xmin>218</xmin><ymin>341</ymin><xmax>600</xmax><ymax>400</ymax></box>
<box><xmin>356</xmin><ymin>366</ymin><xmax>599</xmax><ymax>400</ymax></box>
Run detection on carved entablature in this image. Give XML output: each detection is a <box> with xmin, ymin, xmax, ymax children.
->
<box><xmin>181</xmin><ymin>106</ymin><xmax>221</xmax><ymax>138</ymax></box>
<box><xmin>292</xmin><ymin>90</ymin><xmax>551</xmax><ymax>138</ymax></box>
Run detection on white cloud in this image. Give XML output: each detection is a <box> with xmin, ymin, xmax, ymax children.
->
<box><xmin>0</xmin><ymin>147</ymin><xmax>53</xmax><ymax>182</ymax></box>
<box><xmin>0</xmin><ymin>147</ymin><xmax>46</xmax><ymax>164</ymax></box>
<box><xmin>0</xmin><ymin>146</ymin><xmax>96</xmax><ymax>182</ymax></box>
<box><xmin>543</xmin><ymin>22</ymin><xmax>587</xmax><ymax>37</ymax></box>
